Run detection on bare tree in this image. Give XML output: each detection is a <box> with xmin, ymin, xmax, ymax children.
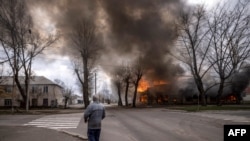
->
<box><xmin>132</xmin><ymin>58</ymin><xmax>144</xmax><ymax>108</ymax></box>
<box><xmin>113</xmin><ymin>66</ymin><xmax>124</xmax><ymax>107</ymax></box>
<box><xmin>62</xmin><ymin>87</ymin><xmax>74</xmax><ymax>109</ymax></box>
<box><xmin>0</xmin><ymin>0</ymin><xmax>25</xmax><ymax>107</ymax></box>
<box><xmin>70</xmin><ymin>19</ymin><xmax>101</xmax><ymax>108</ymax></box>
<box><xmin>54</xmin><ymin>79</ymin><xmax>74</xmax><ymax>109</ymax></box>
<box><xmin>123</xmin><ymin>65</ymin><xmax>132</xmax><ymax>107</ymax></box>
<box><xmin>0</xmin><ymin>0</ymin><xmax>58</xmax><ymax>111</ymax></box>
<box><xmin>207</xmin><ymin>1</ymin><xmax>250</xmax><ymax>105</ymax></box>
<box><xmin>111</xmin><ymin>62</ymin><xmax>133</xmax><ymax>107</ymax></box>
<box><xmin>175</xmin><ymin>5</ymin><xmax>212</xmax><ymax>106</ymax></box>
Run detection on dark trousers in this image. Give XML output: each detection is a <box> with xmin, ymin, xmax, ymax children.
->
<box><xmin>88</xmin><ymin>129</ymin><xmax>101</xmax><ymax>141</ymax></box>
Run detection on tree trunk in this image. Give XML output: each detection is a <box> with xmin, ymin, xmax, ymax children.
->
<box><xmin>147</xmin><ymin>90</ymin><xmax>151</xmax><ymax>105</ymax></box>
<box><xmin>132</xmin><ymin>83</ymin><xmax>139</xmax><ymax>108</ymax></box>
<box><xmin>83</xmin><ymin>58</ymin><xmax>90</xmax><ymax>109</ymax></box>
<box><xmin>200</xmin><ymin>91</ymin><xmax>206</xmax><ymax>106</ymax></box>
<box><xmin>216</xmin><ymin>81</ymin><xmax>224</xmax><ymax>106</ymax></box>
<box><xmin>25</xmin><ymin>69</ymin><xmax>31</xmax><ymax>112</ymax></box>
<box><xmin>235</xmin><ymin>94</ymin><xmax>241</xmax><ymax>104</ymax></box>
<box><xmin>194</xmin><ymin>76</ymin><xmax>206</xmax><ymax>106</ymax></box>
<box><xmin>117</xmin><ymin>84</ymin><xmax>123</xmax><ymax>106</ymax></box>
<box><xmin>14</xmin><ymin>75</ymin><xmax>26</xmax><ymax>108</ymax></box>
<box><xmin>64</xmin><ymin>99</ymin><xmax>68</xmax><ymax>109</ymax></box>
<box><xmin>25</xmin><ymin>79</ymin><xmax>30</xmax><ymax>111</ymax></box>
<box><xmin>198</xmin><ymin>84</ymin><xmax>206</xmax><ymax>106</ymax></box>
<box><xmin>124</xmin><ymin>80</ymin><xmax>129</xmax><ymax>106</ymax></box>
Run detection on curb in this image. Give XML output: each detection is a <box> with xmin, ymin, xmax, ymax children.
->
<box><xmin>60</xmin><ymin>130</ymin><xmax>88</xmax><ymax>140</ymax></box>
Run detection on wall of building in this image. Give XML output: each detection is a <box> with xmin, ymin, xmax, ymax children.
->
<box><xmin>0</xmin><ymin>84</ymin><xmax>63</xmax><ymax>107</ymax></box>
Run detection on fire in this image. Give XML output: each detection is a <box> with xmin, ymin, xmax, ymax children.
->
<box><xmin>228</xmin><ymin>95</ymin><xmax>236</xmax><ymax>101</ymax></box>
<box><xmin>140</xmin><ymin>95</ymin><xmax>148</xmax><ymax>103</ymax></box>
<box><xmin>137</xmin><ymin>79</ymin><xmax>150</xmax><ymax>92</ymax></box>
<box><xmin>137</xmin><ymin>79</ymin><xmax>169</xmax><ymax>92</ymax></box>
<box><xmin>153</xmin><ymin>80</ymin><xmax>169</xmax><ymax>85</ymax></box>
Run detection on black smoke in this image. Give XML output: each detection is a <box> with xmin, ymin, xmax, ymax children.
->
<box><xmin>231</xmin><ymin>68</ymin><xmax>250</xmax><ymax>101</ymax></box>
<box><xmin>192</xmin><ymin>68</ymin><xmax>250</xmax><ymax>100</ymax></box>
<box><xmin>27</xmin><ymin>0</ymin><xmax>187</xmax><ymax>81</ymax></box>
<box><xmin>99</xmin><ymin>0</ymin><xmax>185</xmax><ymax>80</ymax></box>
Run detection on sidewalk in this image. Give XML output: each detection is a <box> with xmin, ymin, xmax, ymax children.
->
<box><xmin>61</xmin><ymin>117</ymin><xmax>88</xmax><ymax>140</ymax></box>
<box><xmin>191</xmin><ymin>111</ymin><xmax>250</xmax><ymax>123</ymax></box>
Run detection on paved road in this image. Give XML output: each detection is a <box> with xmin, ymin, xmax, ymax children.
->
<box><xmin>100</xmin><ymin>108</ymin><xmax>250</xmax><ymax>141</ymax></box>
<box><xmin>0</xmin><ymin>126</ymin><xmax>83</xmax><ymax>141</ymax></box>
<box><xmin>0</xmin><ymin>114</ymin><xmax>41</xmax><ymax>126</ymax></box>
<box><xmin>1</xmin><ymin>108</ymin><xmax>250</xmax><ymax>141</ymax></box>
<box><xmin>0</xmin><ymin>114</ymin><xmax>85</xmax><ymax>141</ymax></box>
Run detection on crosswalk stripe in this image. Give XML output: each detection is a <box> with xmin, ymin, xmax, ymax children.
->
<box><xmin>23</xmin><ymin>113</ymin><xmax>83</xmax><ymax>129</ymax></box>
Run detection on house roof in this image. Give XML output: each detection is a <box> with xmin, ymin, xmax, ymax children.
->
<box><xmin>0</xmin><ymin>76</ymin><xmax>60</xmax><ymax>86</ymax></box>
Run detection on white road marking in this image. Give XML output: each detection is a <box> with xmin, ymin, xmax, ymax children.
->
<box><xmin>23</xmin><ymin>113</ymin><xmax>83</xmax><ymax>129</ymax></box>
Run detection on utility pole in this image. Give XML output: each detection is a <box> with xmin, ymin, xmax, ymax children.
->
<box><xmin>95</xmin><ymin>72</ymin><xmax>97</xmax><ymax>95</ymax></box>
<box><xmin>197</xmin><ymin>94</ymin><xmax>200</xmax><ymax>111</ymax></box>
<box><xmin>11</xmin><ymin>76</ymin><xmax>14</xmax><ymax>113</ymax></box>
<box><xmin>11</xmin><ymin>76</ymin><xmax>17</xmax><ymax>113</ymax></box>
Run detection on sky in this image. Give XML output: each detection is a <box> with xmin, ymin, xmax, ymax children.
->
<box><xmin>31</xmin><ymin>0</ymin><xmax>222</xmax><ymax>96</ymax></box>
<box><xmin>10</xmin><ymin>0</ymin><xmax>221</xmax><ymax>96</ymax></box>
<box><xmin>187</xmin><ymin>0</ymin><xmax>219</xmax><ymax>7</ymax></box>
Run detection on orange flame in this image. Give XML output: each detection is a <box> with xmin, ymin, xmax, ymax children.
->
<box><xmin>137</xmin><ymin>79</ymin><xmax>169</xmax><ymax>92</ymax></box>
<box><xmin>153</xmin><ymin>80</ymin><xmax>169</xmax><ymax>86</ymax></box>
<box><xmin>137</xmin><ymin>79</ymin><xmax>150</xmax><ymax>92</ymax></box>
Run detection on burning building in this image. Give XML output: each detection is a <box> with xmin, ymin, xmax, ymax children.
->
<box><xmin>137</xmin><ymin>71</ymin><xmax>250</xmax><ymax>105</ymax></box>
<box><xmin>137</xmin><ymin>78</ymin><xmax>182</xmax><ymax>105</ymax></box>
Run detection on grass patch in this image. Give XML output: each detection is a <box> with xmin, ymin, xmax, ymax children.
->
<box><xmin>166</xmin><ymin>105</ymin><xmax>250</xmax><ymax>112</ymax></box>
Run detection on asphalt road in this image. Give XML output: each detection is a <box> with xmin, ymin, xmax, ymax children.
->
<box><xmin>100</xmin><ymin>108</ymin><xmax>250</xmax><ymax>141</ymax></box>
<box><xmin>0</xmin><ymin>115</ymin><xmax>42</xmax><ymax>126</ymax></box>
<box><xmin>0</xmin><ymin>126</ymin><xmax>83</xmax><ymax>141</ymax></box>
<box><xmin>0</xmin><ymin>108</ymin><xmax>249</xmax><ymax>141</ymax></box>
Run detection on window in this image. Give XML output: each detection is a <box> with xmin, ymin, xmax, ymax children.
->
<box><xmin>32</xmin><ymin>99</ymin><xmax>38</xmax><ymax>107</ymax></box>
<box><xmin>32</xmin><ymin>86</ymin><xmax>37</xmax><ymax>94</ymax></box>
<box><xmin>43</xmin><ymin>86</ymin><xmax>48</xmax><ymax>93</ymax></box>
<box><xmin>4</xmin><ymin>99</ymin><xmax>12</xmax><ymax>106</ymax></box>
<box><xmin>5</xmin><ymin>87</ymin><xmax>12</xmax><ymax>93</ymax></box>
<box><xmin>43</xmin><ymin>99</ymin><xmax>48</xmax><ymax>107</ymax></box>
<box><xmin>51</xmin><ymin>99</ymin><xmax>57</xmax><ymax>108</ymax></box>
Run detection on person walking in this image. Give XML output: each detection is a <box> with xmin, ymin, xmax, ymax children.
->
<box><xmin>84</xmin><ymin>95</ymin><xmax>105</xmax><ymax>141</ymax></box>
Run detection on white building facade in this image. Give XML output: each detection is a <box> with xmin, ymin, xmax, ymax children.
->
<box><xmin>0</xmin><ymin>76</ymin><xmax>64</xmax><ymax>107</ymax></box>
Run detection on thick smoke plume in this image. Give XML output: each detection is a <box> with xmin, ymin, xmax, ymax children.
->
<box><xmin>184</xmin><ymin>68</ymin><xmax>250</xmax><ymax>98</ymax></box>
<box><xmin>99</xmin><ymin>0</ymin><xmax>185</xmax><ymax>81</ymax></box>
<box><xmin>28</xmin><ymin>0</ymin><xmax>186</xmax><ymax>82</ymax></box>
